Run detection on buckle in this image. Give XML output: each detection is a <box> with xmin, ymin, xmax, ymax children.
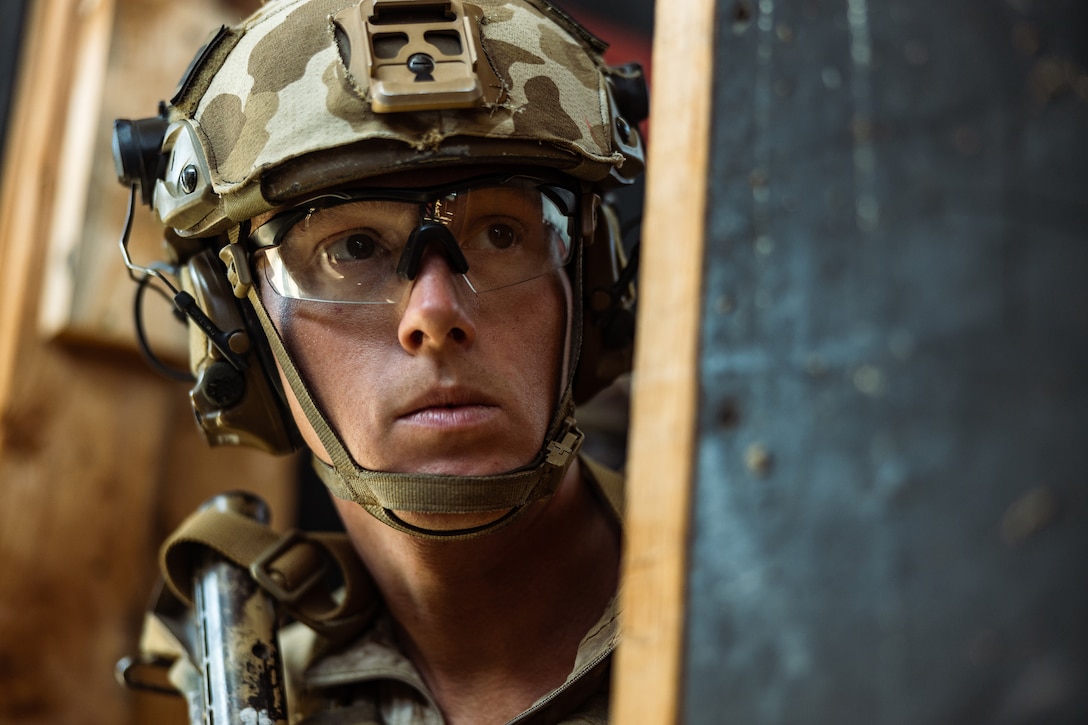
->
<box><xmin>218</xmin><ymin>242</ymin><xmax>252</xmax><ymax>299</ymax></box>
<box><xmin>249</xmin><ymin>529</ymin><xmax>330</xmax><ymax>605</ymax></box>
<box><xmin>545</xmin><ymin>417</ymin><xmax>584</xmax><ymax>467</ymax></box>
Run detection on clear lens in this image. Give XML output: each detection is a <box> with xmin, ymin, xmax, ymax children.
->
<box><xmin>250</xmin><ymin>177</ymin><xmax>577</xmax><ymax>304</ymax></box>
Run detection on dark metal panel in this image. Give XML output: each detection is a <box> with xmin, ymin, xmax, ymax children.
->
<box><xmin>684</xmin><ymin>0</ymin><xmax>1088</xmax><ymax>722</ymax></box>
<box><xmin>0</xmin><ymin>0</ymin><xmax>29</xmax><ymax>174</ymax></box>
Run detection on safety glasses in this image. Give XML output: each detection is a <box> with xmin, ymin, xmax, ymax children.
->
<box><xmin>248</xmin><ymin>175</ymin><xmax>579</xmax><ymax>304</ymax></box>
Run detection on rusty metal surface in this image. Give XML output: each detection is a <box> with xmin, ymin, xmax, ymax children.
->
<box><xmin>684</xmin><ymin>0</ymin><xmax>1087</xmax><ymax>722</ymax></box>
<box><xmin>192</xmin><ymin>493</ymin><xmax>287</xmax><ymax>725</ymax></box>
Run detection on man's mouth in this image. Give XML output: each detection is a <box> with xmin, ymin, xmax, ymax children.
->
<box><xmin>398</xmin><ymin>388</ymin><xmax>499</xmax><ymax>426</ymax></box>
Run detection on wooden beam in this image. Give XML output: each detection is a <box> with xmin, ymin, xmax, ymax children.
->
<box><xmin>0</xmin><ymin>3</ymin><xmax>292</xmax><ymax>722</ymax></box>
<box><xmin>613</xmin><ymin>0</ymin><xmax>716</xmax><ymax>722</ymax></box>
<box><xmin>37</xmin><ymin>0</ymin><xmax>115</xmax><ymax>340</ymax></box>
<box><xmin>0</xmin><ymin>0</ymin><xmax>87</xmax><ymax>436</ymax></box>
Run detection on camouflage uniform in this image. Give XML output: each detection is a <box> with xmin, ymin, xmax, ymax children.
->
<box><xmin>280</xmin><ymin>459</ymin><xmax>624</xmax><ymax>724</ymax></box>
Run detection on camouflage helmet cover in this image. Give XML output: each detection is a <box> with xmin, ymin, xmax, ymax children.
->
<box><xmin>160</xmin><ymin>0</ymin><xmax>642</xmax><ymax>236</ymax></box>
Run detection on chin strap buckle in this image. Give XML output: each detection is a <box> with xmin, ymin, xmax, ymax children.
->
<box><xmin>219</xmin><ymin>228</ymin><xmax>253</xmax><ymax>299</ymax></box>
<box><xmin>545</xmin><ymin>416</ymin><xmax>584</xmax><ymax>468</ymax></box>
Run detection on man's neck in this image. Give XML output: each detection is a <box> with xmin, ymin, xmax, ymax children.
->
<box><xmin>332</xmin><ymin>460</ymin><xmax>621</xmax><ymax>725</ymax></box>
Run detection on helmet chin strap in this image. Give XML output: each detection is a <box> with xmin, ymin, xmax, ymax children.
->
<box><xmin>243</xmin><ymin>281</ymin><xmax>585</xmax><ymax>541</ymax></box>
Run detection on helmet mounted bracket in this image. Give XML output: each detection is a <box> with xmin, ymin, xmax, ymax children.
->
<box><xmin>333</xmin><ymin>0</ymin><xmax>503</xmax><ymax>113</ymax></box>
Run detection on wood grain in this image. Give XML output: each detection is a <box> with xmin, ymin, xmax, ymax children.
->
<box><xmin>612</xmin><ymin>0</ymin><xmax>717</xmax><ymax>722</ymax></box>
<box><xmin>0</xmin><ymin>2</ymin><xmax>287</xmax><ymax>723</ymax></box>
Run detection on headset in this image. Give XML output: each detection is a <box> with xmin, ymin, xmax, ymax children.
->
<box><xmin>115</xmin><ymin>115</ymin><xmax>303</xmax><ymax>454</ymax></box>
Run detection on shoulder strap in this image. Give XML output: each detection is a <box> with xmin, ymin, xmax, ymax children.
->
<box><xmin>580</xmin><ymin>454</ymin><xmax>625</xmax><ymax>522</ymax></box>
<box><xmin>160</xmin><ymin>504</ymin><xmax>376</xmax><ymax>643</ymax></box>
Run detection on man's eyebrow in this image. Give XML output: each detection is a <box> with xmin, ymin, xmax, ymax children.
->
<box><xmin>301</xmin><ymin>200</ymin><xmax>416</xmax><ymax>227</ymax></box>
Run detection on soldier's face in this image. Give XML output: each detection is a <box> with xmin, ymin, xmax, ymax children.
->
<box><xmin>260</xmin><ymin>218</ymin><xmax>569</xmax><ymax>480</ymax></box>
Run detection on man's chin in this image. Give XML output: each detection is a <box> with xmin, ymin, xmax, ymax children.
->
<box><xmin>386</xmin><ymin>449</ymin><xmax>536</xmax><ymax>477</ymax></box>
<box><xmin>391</xmin><ymin>508</ymin><xmax>515</xmax><ymax>533</ymax></box>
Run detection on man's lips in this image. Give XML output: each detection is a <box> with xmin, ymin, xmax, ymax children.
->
<box><xmin>396</xmin><ymin>388</ymin><xmax>500</xmax><ymax>424</ymax></box>
<box><xmin>398</xmin><ymin>405</ymin><xmax>498</xmax><ymax>427</ymax></box>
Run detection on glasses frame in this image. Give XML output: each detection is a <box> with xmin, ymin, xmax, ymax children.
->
<box><xmin>245</xmin><ymin>173</ymin><xmax>583</xmax><ymax>304</ymax></box>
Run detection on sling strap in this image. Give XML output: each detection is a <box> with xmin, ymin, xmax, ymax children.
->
<box><xmin>160</xmin><ymin>502</ymin><xmax>376</xmax><ymax>642</ymax></box>
<box><xmin>580</xmin><ymin>454</ymin><xmax>625</xmax><ymax>522</ymax></box>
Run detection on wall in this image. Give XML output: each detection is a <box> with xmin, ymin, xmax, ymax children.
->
<box><xmin>0</xmin><ymin>1</ymin><xmax>292</xmax><ymax>723</ymax></box>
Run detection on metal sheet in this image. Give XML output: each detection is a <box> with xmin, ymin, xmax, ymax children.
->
<box><xmin>684</xmin><ymin>0</ymin><xmax>1088</xmax><ymax>722</ymax></box>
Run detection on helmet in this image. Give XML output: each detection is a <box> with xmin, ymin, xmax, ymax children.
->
<box><xmin>113</xmin><ymin>0</ymin><xmax>647</xmax><ymax>536</ymax></box>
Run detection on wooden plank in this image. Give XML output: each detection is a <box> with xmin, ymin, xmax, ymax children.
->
<box><xmin>612</xmin><ymin>0</ymin><xmax>716</xmax><ymax>722</ymax></box>
<box><xmin>36</xmin><ymin>0</ymin><xmax>115</xmax><ymax>342</ymax></box>
<box><xmin>0</xmin><ymin>2</ymin><xmax>291</xmax><ymax>723</ymax></box>
<box><xmin>36</xmin><ymin>0</ymin><xmax>256</xmax><ymax>359</ymax></box>
<box><xmin>0</xmin><ymin>0</ymin><xmax>77</xmax><ymax>427</ymax></box>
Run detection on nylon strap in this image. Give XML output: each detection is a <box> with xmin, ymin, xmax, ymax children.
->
<box><xmin>232</xmin><ymin>205</ymin><xmax>588</xmax><ymax>538</ymax></box>
<box><xmin>580</xmin><ymin>455</ymin><xmax>625</xmax><ymax>522</ymax></box>
<box><xmin>160</xmin><ymin>504</ymin><xmax>376</xmax><ymax>642</ymax></box>
<box><xmin>244</xmin><ymin>283</ymin><xmax>585</xmax><ymax>538</ymax></box>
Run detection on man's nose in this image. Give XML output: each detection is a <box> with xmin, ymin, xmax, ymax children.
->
<box><xmin>397</xmin><ymin>246</ymin><xmax>477</xmax><ymax>353</ymax></box>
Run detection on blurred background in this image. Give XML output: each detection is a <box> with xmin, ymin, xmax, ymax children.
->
<box><xmin>0</xmin><ymin>0</ymin><xmax>651</xmax><ymax>722</ymax></box>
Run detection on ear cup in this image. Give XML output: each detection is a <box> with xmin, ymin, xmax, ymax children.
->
<box><xmin>573</xmin><ymin>201</ymin><xmax>637</xmax><ymax>404</ymax></box>
<box><xmin>181</xmin><ymin>246</ymin><xmax>302</xmax><ymax>454</ymax></box>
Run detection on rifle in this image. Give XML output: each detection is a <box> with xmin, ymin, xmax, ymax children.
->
<box><xmin>117</xmin><ymin>491</ymin><xmax>287</xmax><ymax>724</ymax></box>
<box><xmin>117</xmin><ymin>490</ymin><xmax>374</xmax><ymax>723</ymax></box>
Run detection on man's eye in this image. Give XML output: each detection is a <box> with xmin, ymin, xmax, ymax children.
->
<box><xmin>485</xmin><ymin>223</ymin><xmax>517</xmax><ymax>250</ymax></box>
<box><xmin>328</xmin><ymin>232</ymin><xmax>382</xmax><ymax>261</ymax></box>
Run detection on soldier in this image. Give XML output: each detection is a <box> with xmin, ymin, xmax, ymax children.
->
<box><xmin>113</xmin><ymin>0</ymin><xmax>645</xmax><ymax>722</ymax></box>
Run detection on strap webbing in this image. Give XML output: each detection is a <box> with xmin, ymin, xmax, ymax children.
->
<box><xmin>243</xmin><ymin>282</ymin><xmax>582</xmax><ymax>521</ymax></box>
<box><xmin>160</xmin><ymin>504</ymin><xmax>376</xmax><ymax>642</ymax></box>
<box><xmin>580</xmin><ymin>454</ymin><xmax>625</xmax><ymax>521</ymax></box>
